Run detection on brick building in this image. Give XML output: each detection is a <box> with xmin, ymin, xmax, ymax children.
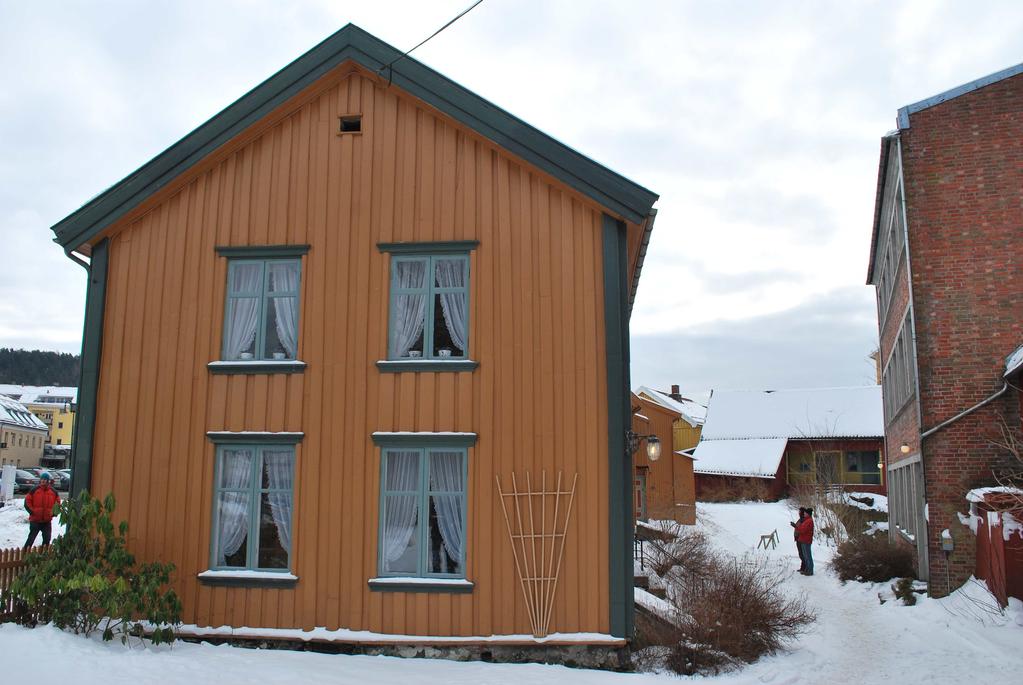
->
<box><xmin>867</xmin><ymin>64</ymin><xmax>1023</xmax><ymax>593</ymax></box>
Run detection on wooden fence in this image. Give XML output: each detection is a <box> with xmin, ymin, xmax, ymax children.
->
<box><xmin>0</xmin><ymin>547</ymin><xmax>29</xmax><ymax>620</ymax></box>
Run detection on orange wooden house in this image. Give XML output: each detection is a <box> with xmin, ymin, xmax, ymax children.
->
<box><xmin>630</xmin><ymin>386</ymin><xmax>703</xmax><ymax>525</ymax></box>
<box><xmin>52</xmin><ymin>25</ymin><xmax>658</xmax><ymax>651</ymax></box>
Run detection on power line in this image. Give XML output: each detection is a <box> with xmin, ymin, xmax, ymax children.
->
<box><xmin>380</xmin><ymin>0</ymin><xmax>484</xmax><ymax>86</ymax></box>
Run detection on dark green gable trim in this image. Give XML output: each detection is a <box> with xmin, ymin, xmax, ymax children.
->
<box><xmin>215</xmin><ymin>244</ymin><xmax>310</xmax><ymax>258</ymax></box>
<box><xmin>206</xmin><ymin>431</ymin><xmax>305</xmax><ymax>445</ymax></box>
<box><xmin>602</xmin><ymin>214</ymin><xmax>633</xmax><ymax>639</ymax></box>
<box><xmin>377</xmin><ymin>240</ymin><xmax>479</xmax><ymax>254</ymax></box>
<box><xmin>70</xmin><ymin>239</ymin><xmax>109</xmax><ymax>497</ymax></box>
<box><xmin>50</xmin><ymin>25</ymin><xmax>657</xmax><ymax>251</ymax></box>
<box><xmin>371</xmin><ymin>432</ymin><xmax>478</xmax><ymax>448</ymax></box>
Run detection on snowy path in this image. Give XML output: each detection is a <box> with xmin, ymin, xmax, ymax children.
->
<box><xmin>694</xmin><ymin>502</ymin><xmax>1023</xmax><ymax>685</ymax></box>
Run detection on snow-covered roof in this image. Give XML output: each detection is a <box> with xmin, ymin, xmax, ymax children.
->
<box><xmin>0</xmin><ymin>396</ymin><xmax>48</xmax><ymax>431</ymax></box>
<box><xmin>700</xmin><ymin>386</ymin><xmax>883</xmax><ymax>440</ymax></box>
<box><xmin>691</xmin><ymin>438</ymin><xmax>788</xmax><ymax>478</ymax></box>
<box><xmin>1005</xmin><ymin>344</ymin><xmax>1023</xmax><ymax>378</ymax></box>
<box><xmin>636</xmin><ymin>386</ymin><xmax>706</xmax><ymax>427</ymax></box>
<box><xmin>0</xmin><ymin>384</ymin><xmax>78</xmax><ymax>405</ymax></box>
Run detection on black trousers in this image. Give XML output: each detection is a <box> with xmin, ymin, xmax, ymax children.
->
<box><xmin>24</xmin><ymin>521</ymin><xmax>52</xmax><ymax>549</ymax></box>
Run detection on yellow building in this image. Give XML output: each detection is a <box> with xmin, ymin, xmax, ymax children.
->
<box><xmin>0</xmin><ymin>385</ymin><xmax>77</xmax><ymax>448</ymax></box>
<box><xmin>0</xmin><ymin>395</ymin><xmax>48</xmax><ymax>468</ymax></box>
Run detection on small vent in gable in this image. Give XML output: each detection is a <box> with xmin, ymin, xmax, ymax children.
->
<box><xmin>338</xmin><ymin>115</ymin><xmax>362</xmax><ymax>134</ymax></box>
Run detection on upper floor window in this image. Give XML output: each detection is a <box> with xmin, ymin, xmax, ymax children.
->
<box><xmin>377</xmin><ymin>241</ymin><xmax>478</xmax><ymax>372</ymax></box>
<box><xmin>222</xmin><ymin>259</ymin><xmax>301</xmax><ymax>361</ymax></box>
<box><xmin>389</xmin><ymin>255</ymin><xmax>469</xmax><ymax>360</ymax></box>
<box><xmin>882</xmin><ymin>313</ymin><xmax>916</xmax><ymax>423</ymax></box>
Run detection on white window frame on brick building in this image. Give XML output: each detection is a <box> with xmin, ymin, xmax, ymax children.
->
<box><xmin>882</xmin><ymin>311</ymin><xmax>917</xmax><ymax>423</ymax></box>
<box><xmin>874</xmin><ymin>144</ymin><xmax>908</xmax><ymax>328</ymax></box>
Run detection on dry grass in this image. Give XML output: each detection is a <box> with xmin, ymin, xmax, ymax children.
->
<box><xmin>699</xmin><ymin>477</ymin><xmax>773</xmax><ymax>503</ymax></box>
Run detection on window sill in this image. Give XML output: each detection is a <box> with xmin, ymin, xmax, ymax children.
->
<box><xmin>197</xmin><ymin>570</ymin><xmax>298</xmax><ymax>588</ymax></box>
<box><xmin>208</xmin><ymin>360</ymin><xmax>306</xmax><ymax>375</ymax></box>
<box><xmin>367</xmin><ymin>577</ymin><xmax>474</xmax><ymax>593</ymax></box>
<box><xmin>376</xmin><ymin>359</ymin><xmax>478</xmax><ymax>373</ymax></box>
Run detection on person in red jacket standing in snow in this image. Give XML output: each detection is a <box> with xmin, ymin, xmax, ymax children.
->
<box><xmin>790</xmin><ymin>507</ymin><xmax>815</xmax><ymax>575</ymax></box>
<box><xmin>23</xmin><ymin>471</ymin><xmax>61</xmax><ymax>549</ymax></box>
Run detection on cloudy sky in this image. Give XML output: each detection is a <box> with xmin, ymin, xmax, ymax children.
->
<box><xmin>2</xmin><ymin>1</ymin><xmax>1021</xmax><ymax>397</ymax></box>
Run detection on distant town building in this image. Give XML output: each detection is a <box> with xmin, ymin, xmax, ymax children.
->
<box><xmin>0</xmin><ymin>384</ymin><xmax>77</xmax><ymax>447</ymax></box>
<box><xmin>866</xmin><ymin>63</ymin><xmax>1023</xmax><ymax>594</ymax></box>
<box><xmin>0</xmin><ymin>395</ymin><xmax>48</xmax><ymax>468</ymax></box>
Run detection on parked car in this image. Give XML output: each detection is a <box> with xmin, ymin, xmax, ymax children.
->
<box><xmin>14</xmin><ymin>469</ymin><xmax>40</xmax><ymax>494</ymax></box>
<box><xmin>45</xmin><ymin>470</ymin><xmax>71</xmax><ymax>491</ymax></box>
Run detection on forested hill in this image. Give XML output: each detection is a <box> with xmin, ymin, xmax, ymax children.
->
<box><xmin>0</xmin><ymin>348</ymin><xmax>80</xmax><ymax>386</ymax></box>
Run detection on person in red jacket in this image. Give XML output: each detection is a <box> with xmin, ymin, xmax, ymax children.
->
<box><xmin>23</xmin><ymin>472</ymin><xmax>61</xmax><ymax>549</ymax></box>
<box><xmin>790</xmin><ymin>507</ymin><xmax>815</xmax><ymax>575</ymax></box>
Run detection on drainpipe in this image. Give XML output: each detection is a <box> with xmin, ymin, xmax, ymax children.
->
<box><xmin>920</xmin><ymin>382</ymin><xmax>1009</xmax><ymax>440</ymax></box>
<box><xmin>64</xmin><ymin>246</ymin><xmax>90</xmax><ymax>485</ymax></box>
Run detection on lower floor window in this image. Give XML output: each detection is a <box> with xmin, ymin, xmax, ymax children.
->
<box><xmin>212</xmin><ymin>444</ymin><xmax>294</xmax><ymax>571</ymax></box>
<box><xmin>379</xmin><ymin>447</ymin><xmax>466</xmax><ymax>577</ymax></box>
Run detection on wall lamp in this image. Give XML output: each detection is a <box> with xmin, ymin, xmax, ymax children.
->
<box><xmin>626</xmin><ymin>431</ymin><xmax>661</xmax><ymax>461</ymax></box>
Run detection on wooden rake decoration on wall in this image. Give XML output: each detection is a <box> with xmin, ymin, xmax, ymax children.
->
<box><xmin>495</xmin><ymin>471</ymin><xmax>578</xmax><ymax>638</ymax></box>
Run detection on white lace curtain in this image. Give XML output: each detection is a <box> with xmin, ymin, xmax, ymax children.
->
<box><xmin>216</xmin><ymin>449</ymin><xmax>253</xmax><ymax>566</ymax></box>
<box><xmin>435</xmin><ymin>259</ymin><xmax>467</xmax><ymax>353</ymax></box>
<box><xmin>224</xmin><ymin>265</ymin><xmax>262</xmax><ymax>359</ymax></box>
<box><xmin>430</xmin><ymin>452</ymin><xmax>464</xmax><ymax>571</ymax></box>
<box><xmin>264</xmin><ymin>450</ymin><xmax>294</xmax><ymax>554</ymax></box>
<box><xmin>390</xmin><ymin>261</ymin><xmax>427</xmax><ymax>358</ymax></box>
<box><xmin>269</xmin><ymin>263</ymin><xmax>300</xmax><ymax>358</ymax></box>
<box><xmin>382</xmin><ymin>451</ymin><xmax>420</xmax><ymax>571</ymax></box>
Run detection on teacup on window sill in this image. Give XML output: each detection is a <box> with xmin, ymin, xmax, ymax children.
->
<box><xmin>272</xmin><ymin>352</ymin><xmax>286</xmax><ymax>360</ymax></box>
<box><xmin>438</xmin><ymin>348</ymin><xmax>452</xmax><ymax>358</ymax></box>
<box><xmin>239</xmin><ymin>352</ymin><xmax>254</xmax><ymax>360</ymax></box>
<box><xmin>407</xmin><ymin>351</ymin><xmax>422</xmax><ymax>358</ymax></box>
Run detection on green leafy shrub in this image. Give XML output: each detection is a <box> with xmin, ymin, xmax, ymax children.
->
<box><xmin>832</xmin><ymin>533</ymin><xmax>915</xmax><ymax>583</ymax></box>
<box><xmin>1</xmin><ymin>492</ymin><xmax>180</xmax><ymax>644</ymax></box>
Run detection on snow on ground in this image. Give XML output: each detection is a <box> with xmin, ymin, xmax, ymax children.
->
<box><xmin>690</xmin><ymin>501</ymin><xmax>1023</xmax><ymax>685</ymax></box>
<box><xmin>0</xmin><ymin>500</ymin><xmax>1019</xmax><ymax>684</ymax></box>
<box><xmin>0</xmin><ymin>496</ymin><xmax>66</xmax><ymax>548</ymax></box>
<box><xmin>0</xmin><ymin>624</ymin><xmax>670</xmax><ymax>685</ymax></box>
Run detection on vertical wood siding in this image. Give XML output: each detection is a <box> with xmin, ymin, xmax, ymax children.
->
<box><xmin>90</xmin><ymin>69</ymin><xmax>611</xmax><ymax>637</ymax></box>
<box><xmin>631</xmin><ymin>397</ymin><xmax>696</xmax><ymax>525</ymax></box>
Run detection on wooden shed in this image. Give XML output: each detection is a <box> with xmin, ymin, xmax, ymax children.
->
<box><xmin>52</xmin><ymin>25</ymin><xmax>658</xmax><ymax>648</ymax></box>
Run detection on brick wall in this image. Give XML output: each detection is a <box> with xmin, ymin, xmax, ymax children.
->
<box><xmin>900</xmin><ymin>71</ymin><xmax>1023</xmax><ymax>593</ymax></box>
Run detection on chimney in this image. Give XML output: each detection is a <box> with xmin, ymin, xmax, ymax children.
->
<box><xmin>670</xmin><ymin>384</ymin><xmax>682</xmax><ymax>402</ymax></box>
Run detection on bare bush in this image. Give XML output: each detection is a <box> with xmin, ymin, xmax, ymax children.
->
<box><xmin>665</xmin><ymin>555</ymin><xmax>816</xmax><ymax>674</ymax></box>
<box><xmin>990</xmin><ymin>416</ymin><xmax>1023</xmax><ymax>512</ymax></box>
<box><xmin>832</xmin><ymin>534</ymin><xmax>915</xmax><ymax>583</ymax></box>
<box><xmin>645</xmin><ymin>525</ymin><xmax>714</xmax><ymax>579</ymax></box>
